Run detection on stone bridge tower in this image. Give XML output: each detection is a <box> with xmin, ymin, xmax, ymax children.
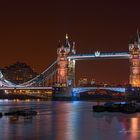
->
<box><xmin>129</xmin><ymin>30</ymin><xmax>140</xmax><ymax>87</ymax></box>
<box><xmin>57</xmin><ymin>34</ymin><xmax>76</xmax><ymax>87</ymax></box>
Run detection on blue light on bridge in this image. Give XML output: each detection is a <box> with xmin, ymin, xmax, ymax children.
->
<box><xmin>72</xmin><ymin>87</ymin><xmax>126</xmax><ymax>94</ymax></box>
<box><xmin>72</xmin><ymin>91</ymin><xmax>79</xmax><ymax>97</ymax></box>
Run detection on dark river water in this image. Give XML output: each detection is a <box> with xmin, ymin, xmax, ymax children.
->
<box><xmin>0</xmin><ymin>100</ymin><xmax>140</xmax><ymax>140</ymax></box>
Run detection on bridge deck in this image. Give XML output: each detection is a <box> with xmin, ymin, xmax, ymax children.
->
<box><xmin>0</xmin><ymin>87</ymin><xmax>53</xmax><ymax>90</ymax></box>
<box><xmin>72</xmin><ymin>87</ymin><xmax>126</xmax><ymax>93</ymax></box>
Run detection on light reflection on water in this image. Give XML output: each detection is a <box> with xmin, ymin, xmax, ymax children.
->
<box><xmin>0</xmin><ymin>101</ymin><xmax>140</xmax><ymax>140</ymax></box>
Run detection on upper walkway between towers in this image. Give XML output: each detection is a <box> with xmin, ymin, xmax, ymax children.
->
<box><xmin>67</xmin><ymin>52</ymin><xmax>130</xmax><ymax>60</ymax></box>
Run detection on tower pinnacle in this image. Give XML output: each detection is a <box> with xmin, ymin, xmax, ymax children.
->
<box><xmin>65</xmin><ymin>34</ymin><xmax>68</xmax><ymax>39</ymax></box>
<box><xmin>64</xmin><ymin>34</ymin><xmax>70</xmax><ymax>48</ymax></box>
<box><xmin>136</xmin><ymin>29</ymin><xmax>140</xmax><ymax>43</ymax></box>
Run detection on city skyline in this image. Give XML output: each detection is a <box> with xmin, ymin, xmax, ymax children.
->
<box><xmin>0</xmin><ymin>0</ymin><xmax>140</xmax><ymax>83</ymax></box>
<box><xmin>0</xmin><ymin>2</ymin><xmax>140</xmax><ymax>140</ymax></box>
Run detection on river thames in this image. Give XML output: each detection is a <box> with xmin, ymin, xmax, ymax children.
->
<box><xmin>0</xmin><ymin>100</ymin><xmax>140</xmax><ymax>140</ymax></box>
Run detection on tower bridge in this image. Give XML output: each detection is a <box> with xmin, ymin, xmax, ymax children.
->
<box><xmin>0</xmin><ymin>31</ymin><xmax>140</xmax><ymax>98</ymax></box>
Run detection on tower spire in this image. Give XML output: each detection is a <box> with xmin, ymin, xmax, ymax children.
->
<box><xmin>65</xmin><ymin>33</ymin><xmax>68</xmax><ymax>39</ymax></box>
<box><xmin>72</xmin><ymin>41</ymin><xmax>76</xmax><ymax>54</ymax></box>
<box><xmin>58</xmin><ymin>40</ymin><xmax>61</xmax><ymax>47</ymax></box>
<box><xmin>64</xmin><ymin>33</ymin><xmax>70</xmax><ymax>48</ymax></box>
<box><xmin>137</xmin><ymin>29</ymin><xmax>140</xmax><ymax>43</ymax></box>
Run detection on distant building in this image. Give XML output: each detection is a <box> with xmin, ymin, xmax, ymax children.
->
<box><xmin>78</xmin><ymin>78</ymin><xmax>96</xmax><ymax>86</ymax></box>
<box><xmin>90</xmin><ymin>78</ymin><xmax>95</xmax><ymax>85</ymax></box>
<box><xmin>78</xmin><ymin>78</ymin><xmax>88</xmax><ymax>86</ymax></box>
<box><xmin>2</xmin><ymin>62</ymin><xmax>37</xmax><ymax>84</ymax></box>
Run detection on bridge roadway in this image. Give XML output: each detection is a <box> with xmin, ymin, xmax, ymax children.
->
<box><xmin>0</xmin><ymin>87</ymin><xmax>53</xmax><ymax>90</ymax></box>
<box><xmin>68</xmin><ymin>52</ymin><xmax>130</xmax><ymax>60</ymax></box>
<box><xmin>72</xmin><ymin>87</ymin><xmax>126</xmax><ymax>94</ymax></box>
<box><xmin>0</xmin><ymin>86</ymin><xmax>126</xmax><ymax>95</ymax></box>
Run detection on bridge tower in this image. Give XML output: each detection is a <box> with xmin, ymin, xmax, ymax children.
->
<box><xmin>57</xmin><ymin>34</ymin><xmax>76</xmax><ymax>87</ymax></box>
<box><xmin>68</xmin><ymin>42</ymin><xmax>76</xmax><ymax>87</ymax></box>
<box><xmin>129</xmin><ymin>30</ymin><xmax>140</xmax><ymax>87</ymax></box>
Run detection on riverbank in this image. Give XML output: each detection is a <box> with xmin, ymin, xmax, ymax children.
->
<box><xmin>0</xmin><ymin>92</ymin><xmax>48</xmax><ymax>100</ymax></box>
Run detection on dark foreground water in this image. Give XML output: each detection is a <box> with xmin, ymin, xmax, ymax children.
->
<box><xmin>0</xmin><ymin>100</ymin><xmax>140</xmax><ymax>140</ymax></box>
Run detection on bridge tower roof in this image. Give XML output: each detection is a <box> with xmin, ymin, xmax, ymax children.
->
<box><xmin>129</xmin><ymin>29</ymin><xmax>140</xmax><ymax>44</ymax></box>
<box><xmin>134</xmin><ymin>29</ymin><xmax>140</xmax><ymax>44</ymax></box>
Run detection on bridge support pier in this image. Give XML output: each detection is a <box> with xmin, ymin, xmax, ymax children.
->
<box><xmin>53</xmin><ymin>84</ymin><xmax>79</xmax><ymax>100</ymax></box>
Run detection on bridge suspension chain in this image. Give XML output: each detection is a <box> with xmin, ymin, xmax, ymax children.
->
<box><xmin>0</xmin><ymin>60</ymin><xmax>57</xmax><ymax>88</ymax></box>
<box><xmin>18</xmin><ymin>60</ymin><xmax>58</xmax><ymax>87</ymax></box>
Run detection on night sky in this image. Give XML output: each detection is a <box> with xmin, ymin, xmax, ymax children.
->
<box><xmin>0</xmin><ymin>0</ymin><xmax>140</xmax><ymax>84</ymax></box>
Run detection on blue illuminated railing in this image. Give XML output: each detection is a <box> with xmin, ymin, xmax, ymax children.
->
<box><xmin>72</xmin><ymin>87</ymin><xmax>126</xmax><ymax>94</ymax></box>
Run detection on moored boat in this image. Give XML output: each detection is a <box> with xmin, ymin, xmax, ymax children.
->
<box><xmin>105</xmin><ymin>102</ymin><xmax>126</xmax><ymax>112</ymax></box>
<box><xmin>0</xmin><ymin>112</ymin><xmax>3</xmax><ymax>117</ymax></box>
<box><xmin>121</xmin><ymin>103</ymin><xmax>137</xmax><ymax>114</ymax></box>
<box><xmin>17</xmin><ymin>109</ymin><xmax>37</xmax><ymax>116</ymax></box>
<box><xmin>4</xmin><ymin>108</ymin><xmax>37</xmax><ymax>116</ymax></box>
<box><xmin>4</xmin><ymin>109</ymin><xmax>19</xmax><ymax>116</ymax></box>
<box><xmin>93</xmin><ymin>101</ymin><xmax>138</xmax><ymax>114</ymax></box>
